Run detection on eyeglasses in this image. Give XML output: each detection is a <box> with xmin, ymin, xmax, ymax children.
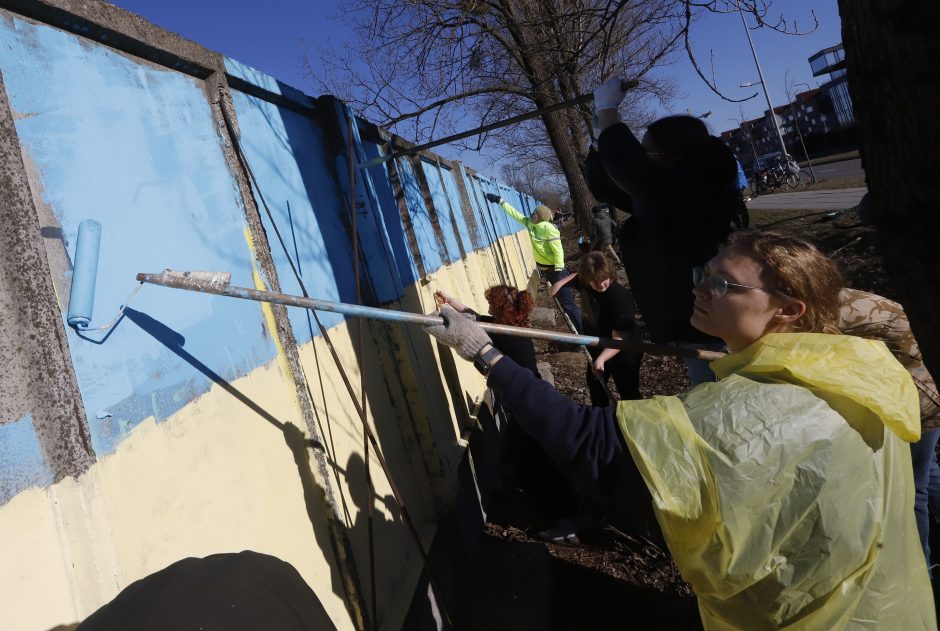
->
<box><xmin>692</xmin><ymin>267</ymin><xmax>775</xmax><ymax>298</ymax></box>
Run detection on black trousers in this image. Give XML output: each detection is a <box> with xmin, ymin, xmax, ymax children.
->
<box><xmin>587</xmin><ymin>351</ymin><xmax>643</xmax><ymax>407</ymax></box>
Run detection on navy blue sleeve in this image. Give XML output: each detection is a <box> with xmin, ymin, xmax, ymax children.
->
<box><xmin>486</xmin><ymin>356</ymin><xmax>634</xmax><ymax>484</ymax></box>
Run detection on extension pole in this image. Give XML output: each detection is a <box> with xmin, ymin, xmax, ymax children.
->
<box><xmin>361</xmin><ymin>79</ymin><xmax>640</xmax><ymax>168</ymax></box>
<box><xmin>137</xmin><ymin>272</ymin><xmax>725</xmax><ymax>362</ymax></box>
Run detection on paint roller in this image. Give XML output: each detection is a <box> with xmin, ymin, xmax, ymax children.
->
<box><xmin>65</xmin><ymin>219</ymin><xmax>229</xmax><ymax>334</ymax></box>
<box><xmin>66</xmin><ymin>219</ymin><xmax>102</xmax><ymax>328</ymax></box>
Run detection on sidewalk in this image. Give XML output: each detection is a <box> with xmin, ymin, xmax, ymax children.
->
<box><xmin>747</xmin><ymin>187</ymin><xmax>867</xmax><ymax>210</ymax></box>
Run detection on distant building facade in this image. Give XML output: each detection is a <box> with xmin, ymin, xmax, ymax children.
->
<box><xmin>720</xmin><ymin>43</ymin><xmax>854</xmax><ymax>169</ymax></box>
<box><xmin>809</xmin><ymin>43</ymin><xmax>854</xmax><ymax>129</ymax></box>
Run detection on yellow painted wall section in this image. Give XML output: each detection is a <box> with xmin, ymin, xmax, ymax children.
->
<box><xmin>0</xmin><ymin>359</ymin><xmax>358</xmax><ymax>631</ymax></box>
<box><xmin>292</xmin><ymin>320</ymin><xmax>435</xmax><ymax>630</ymax></box>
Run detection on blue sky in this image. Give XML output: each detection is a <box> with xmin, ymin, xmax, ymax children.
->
<box><xmin>109</xmin><ymin>0</ymin><xmax>842</xmax><ymax>167</ymax></box>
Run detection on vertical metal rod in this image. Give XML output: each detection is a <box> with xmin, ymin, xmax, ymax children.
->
<box><xmin>346</xmin><ymin>112</ymin><xmax>377</xmax><ymax>631</ymax></box>
<box><xmin>739</xmin><ymin>5</ymin><xmax>788</xmax><ymax>157</ymax></box>
<box><xmin>788</xmin><ymin>83</ymin><xmax>819</xmax><ymax>183</ymax></box>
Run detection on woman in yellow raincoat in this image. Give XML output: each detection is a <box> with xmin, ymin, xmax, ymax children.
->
<box><xmin>425</xmin><ymin>231</ymin><xmax>936</xmax><ymax>630</ymax></box>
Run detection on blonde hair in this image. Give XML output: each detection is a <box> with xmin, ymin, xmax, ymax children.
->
<box><xmin>724</xmin><ymin>231</ymin><xmax>844</xmax><ymax>333</ymax></box>
<box><xmin>578</xmin><ymin>251</ymin><xmax>614</xmax><ymax>283</ymax></box>
<box><xmin>534</xmin><ymin>205</ymin><xmax>554</xmax><ymax>222</ymax></box>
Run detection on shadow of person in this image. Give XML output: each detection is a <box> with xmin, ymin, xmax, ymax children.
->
<box><xmin>344</xmin><ymin>451</ymin><xmax>403</xmax><ymax>627</ymax></box>
<box><xmin>74</xmin><ymin>551</ymin><xmax>336</xmax><ymax>630</ymax></box>
<box><xmin>123</xmin><ymin>308</ymin><xmax>367</xmax><ymax>628</ymax></box>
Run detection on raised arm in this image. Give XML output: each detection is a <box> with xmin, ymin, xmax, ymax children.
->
<box><xmin>485</xmin><ymin>192</ymin><xmax>532</xmax><ymax>229</ymax></box>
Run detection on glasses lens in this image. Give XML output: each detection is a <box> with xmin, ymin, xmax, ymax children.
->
<box><xmin>708</xmin><ymin>277</ymin><xmax>728</xmax><ymax>298</ymax></box>
<box><xmin>693</xmin><ymin>267</ymin><xmax>729</xmax><ymax>297</ymax></box>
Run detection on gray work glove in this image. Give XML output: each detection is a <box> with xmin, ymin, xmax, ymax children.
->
<box><xmin>484</xmin><ymin>192</ymin><xmax>503</xmax><ymax>204</ymax></box>
<box><xmin>424</xmin><ymin>304</ymin><xmax>492</xmax><ymax>361</ymax></box>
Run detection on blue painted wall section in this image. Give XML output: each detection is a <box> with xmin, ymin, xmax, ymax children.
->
<box><xmin>395</xmin><ymin>157</ymin><xmax>446</xmax><ymax>274</ymax></box>
<box><xmin>0</xmin><ymin>16</ymin><xmax>279</xmax><ymax>455</ymax></box>
<box><xmin>435</xmin><ymin>163</ymin><xmax>482</xmax><ymax>252</ymax></box>
<box><xmin>0</xmin><ymin>416</ymin><xmax>54</xmax><ymax>504</ymax></box>
<box><xmin>226</xmin><ymin>87</ymin><xmax>353</xmax><ymax>340</ymax></box>
<box><xmin>0</xmin><ymin>10</ymin><xmax>537</xmax><ymax>475</ymax></box>
<box><xmin>361</xmin><ymin>140</ymin><xmax>421</xmax><ymax>287</ymax></box>
<box><xmin>420</xmin><ymin>159</ymin><xmax>463</xmax><ymax>264</ymax></box>
<box><xmin>336</xmin><ymin>101</ymin><xmax>405</xmax><ymax>302</ymax></box>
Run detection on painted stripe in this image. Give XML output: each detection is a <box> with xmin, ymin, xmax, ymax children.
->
<box><xmin>0</xmin><ymin>416</ymin><xmax>53</xmax><ymax>505</ymax></box>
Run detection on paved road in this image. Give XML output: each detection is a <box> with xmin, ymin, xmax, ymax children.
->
<box><xmin>747</xmin><ymin>186</ymin><xmax>867</xmax><ymax>210</ymax></box>
<box><xmin>804</xmin><ymin>157</ymin><xmax>863</xmax><ymax>182</ymax></box>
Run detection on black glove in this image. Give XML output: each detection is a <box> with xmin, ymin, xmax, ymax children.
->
<box><xmin>484</xmin><ymin>193</ymin><xmax>502</xmax><ymax>204</ymax></box>
<box><xmin>423</xmin><ymin>305</ymin><xmax>492</xmax><ymax>361</ymax></box>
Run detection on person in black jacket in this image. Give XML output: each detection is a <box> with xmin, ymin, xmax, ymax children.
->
<box><xmin>550</xmin><ymin>251</ymin><xmax>641</xmax><ymax>406</ymax></box>
<box><xmin>586</xmin><ymin>79</ymin><xmax>740</xmax><ymax>384</ymax></box>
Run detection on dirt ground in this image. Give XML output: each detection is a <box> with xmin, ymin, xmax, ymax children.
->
<box><xmin>458</xmin><ymin>200</ymin><xmax>895</xmax><ymax>630</ymax></box>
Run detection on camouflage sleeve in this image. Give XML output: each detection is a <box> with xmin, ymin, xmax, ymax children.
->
<box><xmin>839</xmin><ymin>288</ymin><xmax>940</xmax><ymax>425</ymax></box>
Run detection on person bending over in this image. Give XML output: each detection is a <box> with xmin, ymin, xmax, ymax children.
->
<box><xmin>550</xmin><ymin>251</ymin><xmax>642</xmax><ymax>406</ymax></box>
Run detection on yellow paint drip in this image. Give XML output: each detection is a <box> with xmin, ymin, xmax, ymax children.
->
<box><xmin>243</xmin><ymin>227</ymin><xmax>300</xmax><ymax>408</ymax></box>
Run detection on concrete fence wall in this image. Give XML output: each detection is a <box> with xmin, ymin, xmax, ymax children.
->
<box><xmin>0</xmin><ymin>2</ymin><xmax>539</xmax><ymax>629</ymax></box>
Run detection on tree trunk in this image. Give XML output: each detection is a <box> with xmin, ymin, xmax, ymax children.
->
<box><xmin>838</xmin><ymin>1</ymin><xmax>940</xmax><ymax>376</ymax></box>
<box><xmin>540</xmin><ymin>106</ymin><xmax>597</xmax><ymax>229</ymax></box>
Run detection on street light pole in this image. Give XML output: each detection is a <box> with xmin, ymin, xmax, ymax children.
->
<box><xmin>790</xmin><ymin>82</ymin><xmax>818</xmax><ymax>183</ymax></box>
<box><xmin>738</xmin><ymin>4</ymin><xmax>788</xmax><ymax>158</ymax></box>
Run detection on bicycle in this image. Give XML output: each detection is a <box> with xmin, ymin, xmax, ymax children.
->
<box><xmin>750</xmin><ymin>154</ymin><xmax>802</xmax><ymax>194</ymax></box>
<box><xmin>781</xmin><ymin>154</ymin><xmax>802</xmax><ymax>189</ymax></box>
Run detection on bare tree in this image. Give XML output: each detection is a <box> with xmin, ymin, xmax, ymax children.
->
<box><xmin>500</xmin><ymin>160</ymin><xmax>569</xmax><ymax>210</ymax></box>
<box><xmin>307</xmin><ymin>1</ymin><xmax>819</xmax><ymax>226</ymax></box>
<box><xmin>309</xmin><ymin>0</ymin><xmax>686</xmax><ymax>226</ymax></box>
<box><xmin>837</xmin><ymin>1</ymin><xmax>940</xmax><ymax>376</ymax></box>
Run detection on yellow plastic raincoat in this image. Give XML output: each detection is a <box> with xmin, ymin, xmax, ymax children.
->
<box><xmin>616</xmin><ymin>333</ymin><xmax>936</xmax><ymax>630</ymax></box>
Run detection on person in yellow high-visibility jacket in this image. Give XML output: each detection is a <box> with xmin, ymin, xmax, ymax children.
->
<box><xmin>485</xmin><ymin>193</ymin><xmax>582</xmax><ymax>332</ymax></box>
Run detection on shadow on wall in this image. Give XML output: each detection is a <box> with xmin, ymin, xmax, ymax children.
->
<box><xmin>72</xmin><ymin>551</ymin><xmax>336</xmax><ymax>631</ymax></box>
<box><xmin>122</xmin><ymin>308</ymin><xmax>363</xmax><ymax>628</ymax></box>
<box><xmin>344</xmin><ymin>450</ymin><xmax>403</xmax><ymax>626</ymax></box>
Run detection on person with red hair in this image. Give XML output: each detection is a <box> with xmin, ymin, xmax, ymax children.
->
<box><xmin>435</xmin><ymin>285</ymin><xmax>537</xmax><ymax>376</ymax></box>
<box><xmin>435</xmin><ymin>286</ymin><xmax>572</xmax><ymax>507</ymax></box>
